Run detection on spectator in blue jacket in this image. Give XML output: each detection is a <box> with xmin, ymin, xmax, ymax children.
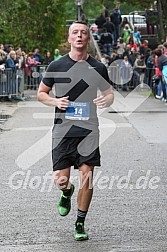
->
<box><xmin>6</xmin><ymin>50</ymin><xmax>18</xmax><ymax>69</ymax></box>
<box><xmin>33</xmin><ymin>48</ymin><xmax>43</xmax><ymax>64</ymax></box>
<box><xmin>6</xmin><ymin>50</ymin><xmax>18</xmax><ymax>97</ymax></box>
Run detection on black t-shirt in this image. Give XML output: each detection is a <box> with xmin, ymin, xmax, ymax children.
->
<box><xmin>42</xmin><ymin>54</ymin><xmax>111</xmax><ymax>137</ymax></box>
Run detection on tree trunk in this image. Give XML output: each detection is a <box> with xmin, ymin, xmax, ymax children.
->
<box><xmin>157</xmin><ymin>0</ymin><xmax>165</xmax><ymax>42</ymax></box>
<box><xmin>161</xmin><ymin>0</ymin><xmax>167</xmax><ymax>41</ymax></box>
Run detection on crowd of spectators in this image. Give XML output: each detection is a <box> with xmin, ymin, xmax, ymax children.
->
<box><xmin>1</xmin><ymin>5</ymin><xmax>167</xmax><ymax>103</ymax></box>
<box><xmin>93</xmin><ymin>3</ymin><xmax>167</xmax><ymax>102</ymax></box>
<box><xmin>0</xmin><ymin>44</ymin><xmax>62</xmax><ymax>99</ymax></box>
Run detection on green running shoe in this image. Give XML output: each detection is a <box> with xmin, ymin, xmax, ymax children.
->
<box><xmin>57</xmin><ymin>184</ymin><xmax>75</xmax><ymax>216</ymax></box>
<box><xmin>74</xmin><ymin>222</ymin><xmax>89</xmax><ymax>241</ymax></box>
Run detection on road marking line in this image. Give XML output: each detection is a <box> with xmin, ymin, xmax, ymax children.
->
<box><xmin>12</xmin><ymin>123</ymin><xmax>132</xmax><ymax>131</ymax></box>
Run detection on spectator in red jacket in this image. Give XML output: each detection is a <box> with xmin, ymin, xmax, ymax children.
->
<box><xmin>26</xmin><ymin>52</ymin><xmax>40</xmax><ymax>89</ymax></box>
<box><xmin>127</xmin><ymin>33</ymin><xmax>138</xmax><ymax>51</ymax></box>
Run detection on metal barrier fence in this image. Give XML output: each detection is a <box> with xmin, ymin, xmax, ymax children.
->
<box><xmin>24</xmin><ymin>65</ymin><xmax>47</xmax><ymax>91</ymax></box>
<box><xmin>0</xmin><ymin>65</ymin><xmax>47</xmax><ymax>97</ymax></box>
<box><xmin>108</xmin><ymin>65</ymin><xmax>155</xmax><ymax>90</ymax></box>
<box><xmin>0</xmin><ymin>68</ymin><xmax>18</xmax><ymax>97</ymax></box>
<box><xmin>0</xmin><ymin>65</ymin><xmax>156</xmax><ymax>98</ymax></box>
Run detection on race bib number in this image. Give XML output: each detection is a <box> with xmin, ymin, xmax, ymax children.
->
<box><xmin>65</xmin><ymin>101</ymin><xmax>90</xmax><ymax>120</ymax></box>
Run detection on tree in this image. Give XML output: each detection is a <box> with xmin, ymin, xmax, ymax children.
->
<box><xmin>0</xmin><ymin>0</ymin><xmax>67</xmax><ymax>53</ymax></box>
<box><xmin>0</xmin><ymin>0</ymin><xmax>166</xmax><ymax>53</ymax></box>
<box><xmin>157</xmin><ymin>0</ymin><xmax>167</xmax><ymax>42</ymax></box>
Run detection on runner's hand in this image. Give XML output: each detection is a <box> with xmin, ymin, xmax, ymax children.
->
<box><xmin>93</xmin><ymin>95</ymin><xmax>107</xmax><ymax>108</ymax></box>
<box><xmin>55</xmin><ymin>96</ymin><xmax>69</xmax><ymax>110</ymax></box>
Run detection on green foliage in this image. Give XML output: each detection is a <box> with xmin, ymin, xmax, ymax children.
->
<box><xmin>101</xmin><ymin>0</ymin><xmax>157</xmax><ymax>14</ymax></box>
<box><xmin>101</xmin><ymin>1</ymin><xmax>151</xmax><ymax>14</ymax></box>
<box><xmin>64</xmin><ymin>1</ymin><xmax>76</xmax><ymax>20</ymax></box>
<box><xmin>0</xmin><ymin>0</ymin><xmax>66</xmax><ymax>53</ymax></box>
<box><xmin>64</xmin><ymin>0</ymin><xmax>103</xmax><ymax>20</ymax></box>
<box><xmin>0</xmin><ymin>0</ymin><xmax>166</xmax><ymax>53</ymax></box>
<box><xmin>82</xmin><ymin>0</ymin><xmax>103</xmax><ymax>18</ymax></box>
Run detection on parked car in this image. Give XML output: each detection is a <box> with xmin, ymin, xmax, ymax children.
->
<box><xmin>121</xmin><ymin>13</ymin><xmax>158</xmax><ymax>48</ymax></box>
<box><xmin>121</xmin><ymin>14</ymin><xmax>147</xmax><ymax>31</ymax></box>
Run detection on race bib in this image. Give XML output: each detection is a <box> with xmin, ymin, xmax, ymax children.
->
<box><xmin>65</xmin><ymin>101</ymin><xmax>90</xmax><ymax>120</ymax></box>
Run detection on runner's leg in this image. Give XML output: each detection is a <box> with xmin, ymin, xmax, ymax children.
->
<box><xmin>78</xmin><ymin>164</ymin><xmax>94</xmax><ymax>211</ymax></box>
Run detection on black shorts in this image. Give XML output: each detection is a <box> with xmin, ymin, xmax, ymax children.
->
<box><xmin>52</xmin><ymin>136</ymin><xmax>101</xmax><ymax>171</ymax></box>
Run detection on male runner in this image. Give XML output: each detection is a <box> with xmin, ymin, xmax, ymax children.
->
<box><xmin>37</xmin><ymin>21</ymin><xmax>114</xmax><ymax>240</ymax></box>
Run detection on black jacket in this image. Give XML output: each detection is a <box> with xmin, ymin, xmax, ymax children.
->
<box><xmin>158</xmin><ymin>54</ymin><xmax>167</xmax><ymax>71</ymax></box>
<box><xmin>100</xmin><ymin>32</ymin><xmax>113</xmax><ymax>45</ymax></box>
<box><xmin>103</xmin><ymin>21</ymin><xmax>115</xmax><ymax>33</ymax></box>
<box><xmin>110</xmin><ymin>13</ymin><xmax>122</xmax><ymax>26</ymax></box>
<box><xmin>95</xmin><ymin>15</ymin><xmax>106</xmax><ymax>29</ymax></box>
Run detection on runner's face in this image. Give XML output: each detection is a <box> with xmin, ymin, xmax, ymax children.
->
<box><xmin>68</xmin><ymin>23</ymin><xmax>90</xmax><ymax>50</ymax></box>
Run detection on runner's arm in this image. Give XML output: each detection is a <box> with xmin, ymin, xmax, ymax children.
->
<box><xmin>93</xmin><ymin>86</ymin><xmax>114</xmax><ymax>108</ymax></box>
<box><xmin>37</xmin><ymin>82</ymin><xmax>69</xmax><ymax>110</ymax></box>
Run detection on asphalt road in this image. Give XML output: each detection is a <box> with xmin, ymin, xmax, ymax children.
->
<box><xmin>0</xmin><ymin>91</ymin><xmax>167</xmax><ymax>252</ymax></box>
